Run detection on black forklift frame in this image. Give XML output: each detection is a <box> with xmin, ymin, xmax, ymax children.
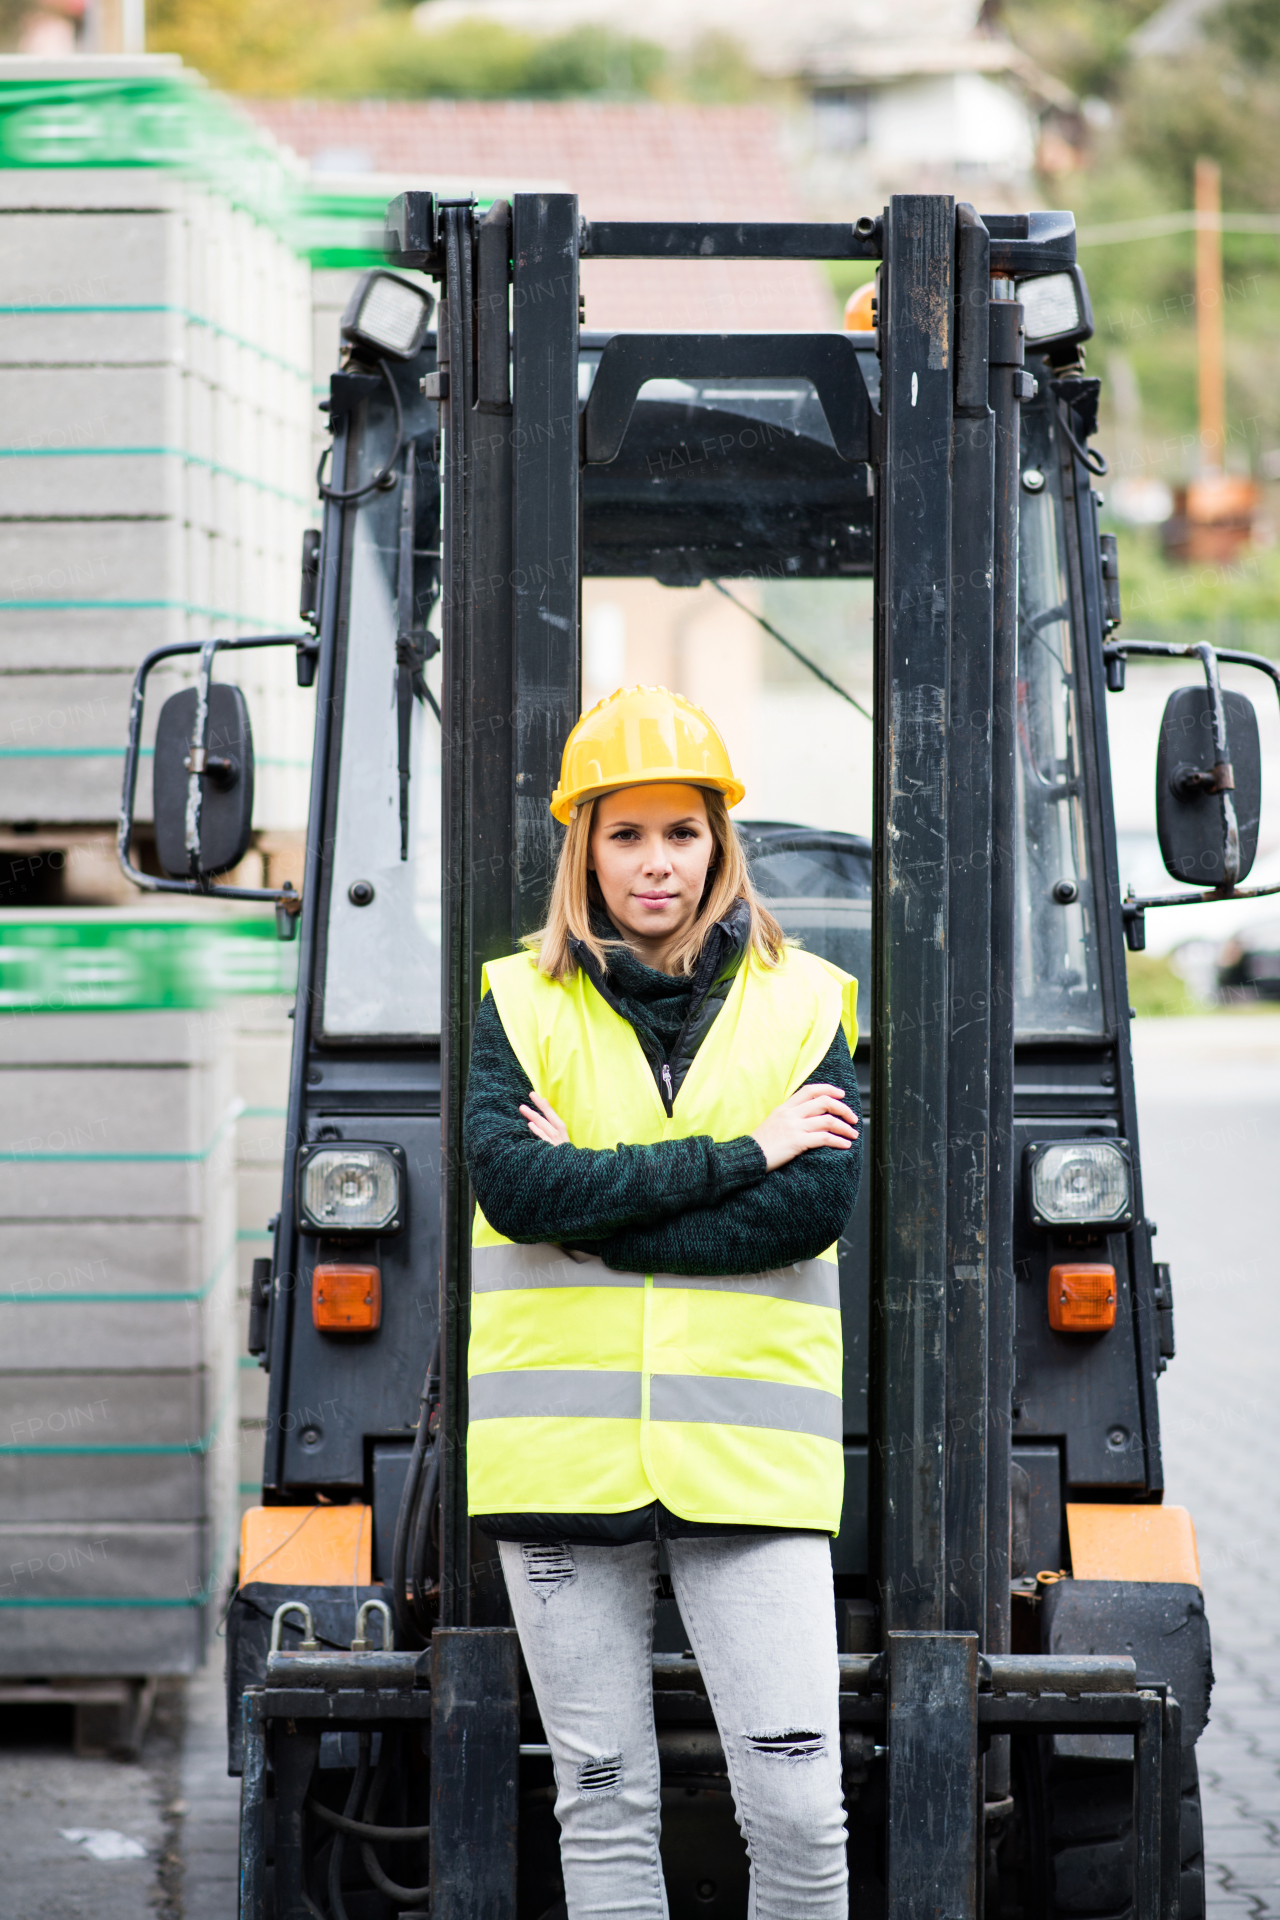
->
<box><xmin>226</xmin><ymin>192</ymin><xmax>1187</xmax><ymax>1920</ymax></box>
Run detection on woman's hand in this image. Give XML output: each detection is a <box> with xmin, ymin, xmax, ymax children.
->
<box><xmin>520</xmin><ymin>1090</ymin><xmax>570</xmax><ymax>1147</ymax></box>
<box><xmin>751</xmin><ymin>1084</ymin><xmax>859</xmax><ymax>1173</ymax></box>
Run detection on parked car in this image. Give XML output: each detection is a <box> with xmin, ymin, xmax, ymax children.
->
<box><xmin>1218</xmin><ymin>920</ymin><xmax>1280</xmax><ymax>997</ymax></box>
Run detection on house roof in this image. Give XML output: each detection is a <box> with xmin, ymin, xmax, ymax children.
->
<box><xmin>246</xmin><ymin>99</ymin><xmax>839</xmax><ymax>329</ymax></box>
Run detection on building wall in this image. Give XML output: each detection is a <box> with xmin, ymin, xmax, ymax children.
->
<box><xmin>870</xmin><ymin>72</ymin><xmax>1036</xmax><ymax>174</ymax></box>
<box><xmin>790</xmin><ymin>70</ymin><xmax>1040</xmax><ymax>217</ymax></box>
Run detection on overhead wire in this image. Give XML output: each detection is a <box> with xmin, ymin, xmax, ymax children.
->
<box><xmin>710</xmin><ymin>581</ymin><xmax>873</xmax><ymax>722</ymax></box>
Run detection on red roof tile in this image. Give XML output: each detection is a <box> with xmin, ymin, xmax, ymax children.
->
<box><xmin>248</xmin><ymin>98</ymin><xmax>837</xmax><ymax>328</ymax></box>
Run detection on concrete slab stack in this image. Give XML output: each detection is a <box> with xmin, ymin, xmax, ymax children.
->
<box><xmin>0</xmin><ymin>912</ymin><xmax>294</xmax><ymax>1677</ymax></box>
<box><xmin>0</xmin><ymin>55</ymin><xmax>315</xmax><ymax>845</ymax></box>
<box><xmin>0</xmin><ymin>1004</ymin><xmax>238</xmax><ymax>1672</ymax></box>
<box><xmin>0</xmin><ymin>57</ymin><xmax>384</xmax><ymax>1690</ymax></box>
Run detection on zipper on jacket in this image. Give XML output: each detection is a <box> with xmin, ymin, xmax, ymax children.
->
<box><xmin>660</xmin><ymin>941</ymin><xmax>723</xmax><ymax>1111</ymax></box>
<box><xmin>571</xmin><ymin>917</ymin><xmax>743</xmax><ymax>1117</ymax></box>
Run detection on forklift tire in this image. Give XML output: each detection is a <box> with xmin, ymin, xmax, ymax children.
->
<box><xmin>1021</xmin><ymin>1738</ymin><xmax>1204</xmax><ymax>1919</ymax></box>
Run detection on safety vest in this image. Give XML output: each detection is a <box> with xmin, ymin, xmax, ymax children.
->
<box><xmin>467</xmin><ymin>942</ymin><xmax>857</xmax><ymax>1532</ymax></box>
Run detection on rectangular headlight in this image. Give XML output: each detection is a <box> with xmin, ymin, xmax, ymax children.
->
<box><xmin>1016</xmin><ymin>266</ymin><xmax>1094</xmax><ymax>349</ymax></box>
<box><xmin>340</xmin><ymin>270</ymin><xmax>434</xmax><ymax>361</ymax></box>
<box><xmin>1025</xmin><ymin>1139</ymin><xmax>1133</xmax><ymax>1229</ymax></box>
<box><xmin>298</xmin><ymin>1143</ymin><xmax>403</xmax><ymax>1234</ymax></box>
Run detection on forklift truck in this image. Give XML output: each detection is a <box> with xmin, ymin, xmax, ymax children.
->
<box><xmin>118</xmin><ymin>191</ymin><xmax>1280</xmax><ymax>1919</ymax></box>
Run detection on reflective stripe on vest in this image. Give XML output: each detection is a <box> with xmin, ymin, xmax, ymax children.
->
<box><xmin>470</xmin><ymin>1368</ymin><xmax>842</xmax><ymax>1441</ymax></box>
<box><xmin>466</xmin><ymin>944</ymin><xmax>856</xmax><ymax>1532</ymax></box>
<box><xmin>471</xmin><ymin>1242</ymin><xmax>841</xmax><ymax>1311</ymax></box>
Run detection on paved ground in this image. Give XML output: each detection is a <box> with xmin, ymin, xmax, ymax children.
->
<box><xmin>0</xmin><ymin>1682</ymin><xmax>180</xmax><ymax>1919</ymax></box>
<box><xmin>0</xmin><ymin>1650</ymin><xmax>237</xmax><ymax>1920</ymax></box>
<box><xmin>179</xmin><ymin>1648</ymin><xmax>241</xmax><ymax>1920</ymax></box>
<box><xmin>0</xmin><ymin>1010</ymin><xmax>1275</xmax><ymax>1917</ymax></box>
<box><xmin>1132</xmin><ymin>1014</ymin><xmax>1280</xmax><ymax>1918</ymax></box>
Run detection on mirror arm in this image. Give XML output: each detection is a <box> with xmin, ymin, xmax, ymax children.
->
<box><xmin>117</xmin><ymin>632</ymin><xmax>314</xmax><ymax>911</ymax></box>
<box><xmin>1123</xmin><ymin>873</ymin><xmax>1280</xmax><ymax>951</ymax></box>
<box><xmin>1103</xmin><ymin>637</ymin><xmax>1280</xmax><ymax>728</ymax></box>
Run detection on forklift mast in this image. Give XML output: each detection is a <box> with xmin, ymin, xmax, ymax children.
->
<box><xmin>384</xmin><ymin>191</ymin><xmax>1173</xmax><ymax>1914</ymax></box>
<box><xmin>117</xmin><ymin>191</ymin><xmax>1218</xmax><ymax>1919</ymax></box>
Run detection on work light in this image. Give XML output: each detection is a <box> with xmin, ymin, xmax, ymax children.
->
<box><xmin>1024</xmin><ymin>1139</ymin><xmax>1133</xmax><ymax>1229</ymax></box>
<box><xmin>1016</xmin><ymin>267</ymin><xmax>1093</xmax><ymax>350</ymax></box>
<box><xmin>298</xmin><ymin>1143</ymin><xmax>404</xmax><ymax>1234</ymax></box>
<box><xmin>340</xmin><ymin>270</ymin><xmax>434</xmax><ymax>361</ymax></box>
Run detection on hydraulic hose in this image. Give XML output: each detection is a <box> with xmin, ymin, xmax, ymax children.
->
<box><xmin>305</xmin><ymin>1729</ymin><xmax>433</xmax><ymax>1918</ymax></box>
<box><xmin>358</xmin><ymin>1742</ymin><xmax>432</xmax><ymax>1907</ymax></box>
<box><xmin>390</xmin><ymin>1339</ymin><xmax>439</xmax><ymax>1647</ymax></box>
<box><xmin>310</xmin><ymin>1802</ymin><xmax>431</xmax><ymax>1844</ymax></box>
<box><xmin>317</xmin><ymin>358</ymin><xmax>406</xmax><ymax>504</ymax></box>
<box><xmin>325</xmin><ymin>1731</ymin><xmax>371</xmax><ymax>1920</ymax></box>
<box><xmin>408</xmin><ymin>1440</ymin><xmax>441</xmax><ymax>1628</ymax></box>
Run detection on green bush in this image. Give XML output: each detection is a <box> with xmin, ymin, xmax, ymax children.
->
<box><xmin>1125</xmin><ymin>950</ymin><xmax>1202</xmax><ymax>1017</ymax></box>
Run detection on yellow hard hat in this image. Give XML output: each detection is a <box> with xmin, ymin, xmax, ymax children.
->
<box><xmin>550</xmin><ymin>685</ymin><xmax>745</xmax><ymax>825</ymax></box>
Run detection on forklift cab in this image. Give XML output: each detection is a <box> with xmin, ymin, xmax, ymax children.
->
<box><xmin>119</xmin><ymin>192</ymin><xmax>1279</xmax><ymax>1919</ymax></box>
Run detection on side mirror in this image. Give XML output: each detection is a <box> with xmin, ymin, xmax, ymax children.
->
<box><xmin>153</xmin><ymin>682</ymin><xmax>256</xmax><ymax>878</ymax></box>
<box><xmin>1155</xmin><ymin>685</ymin><xmax>1260</xmax><ymax>885</ymax></box>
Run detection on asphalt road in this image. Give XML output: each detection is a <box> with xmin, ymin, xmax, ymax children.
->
<box><xmin>1132</xmin><ymin>1013</ymin><xmax>1280</xmax><ymax>1918</ymax></box>
<box><xmin>0</xmin><ymin>1011</ymin><xmax>1275</xmax><ymax>1918</ymax></box>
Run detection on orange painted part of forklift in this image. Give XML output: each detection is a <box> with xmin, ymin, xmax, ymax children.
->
<box><xmin>117</xmin><ymin>190</ymin><xmax>1280</xmax><ymax>1919</ymax></box>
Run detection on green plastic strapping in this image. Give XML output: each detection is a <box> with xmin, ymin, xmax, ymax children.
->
<box><xmin>0</xmin><ymin>72</ymin><xmax>399</xmax><ymax>268</ymax></box>
<box><xmin>0</xmin><ymin>915</ymin><xmax>297</xmax><ymax>1012</ymax></box>
<box><xmin>0</xmin><ymin>1235</ymin><xmax>236</xmax><ymax>1306</ymax></box>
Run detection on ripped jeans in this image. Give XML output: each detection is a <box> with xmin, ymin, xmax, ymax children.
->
<box><xmin>498</xmin><ymin>1531</ymin><xmax>848</xmax><ymax>1920</ymax></box>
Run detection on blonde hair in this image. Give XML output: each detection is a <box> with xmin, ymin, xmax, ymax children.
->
<box><xmin>529</xmin><ymin>787</ymin><xmax>786</xmax><ymax>982</ymax></box>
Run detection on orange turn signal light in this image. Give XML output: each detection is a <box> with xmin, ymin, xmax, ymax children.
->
<box><xmin>1048</xmin><ymin>1263</ymin><xmax>1116</xmax><ymax>1333</ymax></box>
<box><xmin>312</xmin><ymin>1262</ymin><xmax>381</xmax><ymax>1332</ymax></box>
<box><xmin>844</xmin><ymin>282</ymin><xmax>875</xmax><ymax>331</ymax></box>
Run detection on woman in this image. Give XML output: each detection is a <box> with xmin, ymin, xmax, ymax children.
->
<box><xmin>463</xmin><ymin>684</ymin><xmax>861</xmax><ymax>1920</ymax></box>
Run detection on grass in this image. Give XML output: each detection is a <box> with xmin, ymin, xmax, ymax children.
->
<box><xmin>1125</xmin><ymin>950</ymin><xmax>1203</xmax><ymax>1016</ymax></box>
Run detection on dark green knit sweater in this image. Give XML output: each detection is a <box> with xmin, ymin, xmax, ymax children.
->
<box><xmin>464</xmin><ymin>911</ymin><xmax>861</xmax><ymax>1276</ymax></box>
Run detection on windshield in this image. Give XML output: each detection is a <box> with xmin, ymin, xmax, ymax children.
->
<box><xmin>1014</xmin><ymin>404</ymin><xmax>1105</xmax><ymax>1036</ymax></box>
<box><xmin>320</xmin><ymin>389</ymin><xmax>443</xmax><ymax>1040</ymax></box>
<box><xmin>741</xmin><ymin>827</ymin><xmax>872</xmax><ymax>1032</ymax></box>
<box><xmin>582</xmin><ymin>571</ymin><xmax>874</xmax><ymax>1032</ymax></box>
<box><xmin>586</xmin><ymin>368</ymin><xmax>1108</xmax><ymax>1045</ymax></box>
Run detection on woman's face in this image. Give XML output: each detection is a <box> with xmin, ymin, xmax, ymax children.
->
<box><xmin>588</xmin><ymin>783</ymin><xmax>715</xmax><ymax>962</ymax></box>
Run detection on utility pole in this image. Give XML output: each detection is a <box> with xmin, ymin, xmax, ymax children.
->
<box><xmin>1194</xmin><ymin>156</ymin><xmax>1225</xmax><ymax>469</ymax></box>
